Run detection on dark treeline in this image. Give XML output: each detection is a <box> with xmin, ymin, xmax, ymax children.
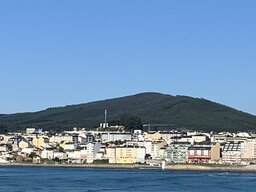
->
<box><xmin>0</xmin><ymin>92</ymin><xmax>256</xmax><ymax>132</ymax></box>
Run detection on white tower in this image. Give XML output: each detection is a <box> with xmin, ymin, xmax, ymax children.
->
<box><xmin>104</xmin><ymin>110</ymin><xmax>108</xmax><ymax>128</ymax></box>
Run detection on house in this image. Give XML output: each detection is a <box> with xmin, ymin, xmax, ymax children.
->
<box><xmin>21</xmin><ymin>147</ymin><xmax>34</xmax><ymax>155</ymax></box>
<box><xmin>71</xmin><ymin>134</ymin><xmax>80</xmax><ymax>144</ymax></box>
<box><xmin>53</xmin><ymin>151</ymin><xmax>68</xmax><ymax>160</ymax></box>
<box><xmin>41</xmin><ymin>148</ymin><xmax>54</xmax><ymax>159</ymax></box>
<box><xmin>159</xmin><ymin>131</ymin><xmax>182</xmax><ymax>143</ymax></box>
<box><xmin>66</xmin><ymin>149</ymin><xmax>87</xmax><ymax>163</ymax></box>
<box><xmin>192</xmin><ymin>134</ymin><xmax>209</xmax><ymax>143</ymax></box>
<box><xmin>0</xmin><ymin>144</ymin><xmax>11</xmax><ymax>152</ymax></box>
<box><xmin>144</xmin><ymin>131</ymin><xmax>162</xmax><ymax>141</ymax></box>
<box><xmin>80</xmin><ymin>133</ymin><xmax>95</xmax><ymax>143</ymax></box>
<box><xmin>49</xmin><ymin>134</ymin><xmax>73</xmax><ymax>144</ymax></box>
<box><xmin>18</xmin><ymin>140</ymin><xmax>30</xmax><ymax>149</ymax></box>
<box><xmin>32</xmin><ymin>156</ymin><xmax>41</xmax><ymax>164</ymax></box>
<box><xmin>210</xmin><ymin>132</ymin><xmax>232</xmax><ymax>143</ymax></box>
<box><xmin>170</xmin><ymin>136</ymin><xmax>194</xmax><ymax>144</ymax></box>
<box><xmin>8</xmin><ymin>136</ymin><xmax>23</xmax><ymax>145</ymax></box>
<box><xmin>32</xmin><ymin>137</ymin><xmax>49</xmax><ymax>148</ymax></box>
<box><xmin>62</xmin><ymin>142</ymin><xmax>76</xmax><ymax>151</ymax></box>
<box><xmin>26</xmin><ymin>127</ymin><xmax>43</xmax><ymax>135</ymax></box>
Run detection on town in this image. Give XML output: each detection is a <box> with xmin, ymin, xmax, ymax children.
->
<box><xmin>0</xmin><ymin>123</ymin><xmax>256</xmax><ymax>167</ymax></box>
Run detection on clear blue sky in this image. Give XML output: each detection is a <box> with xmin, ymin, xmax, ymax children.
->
<box><xmin>0</xmin><ymin>0</ymin><xmax>255</xmax><ymax>114</ymax></box>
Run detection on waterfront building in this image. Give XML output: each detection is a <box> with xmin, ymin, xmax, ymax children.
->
<box><xmin>105</xmin><ymin>147</ymin><xmax>116</xmax><ymax>163</ymax></box>
<box><xmin>241</xmin><ymin>139</ymin><xmax>256</xmax><ymax>163</ymax></box>
<box><xmin>32</xmin><ymin>156</ymin><xmax>41</xmax><ymax>164</ymax></box>
<box><xmin>210</xmin><ymin>142</ymin><xmax>221</xmax><ymax>163</ymax></box>
<box><xmin>188</xmin><ymin>144</ymin><xmax>211</xmax><ymax>163</ymax></box>
<box><xmin>106</xmin><ymin>146</ymin><xmax>146</xmax><ymax>164</ymax></box>
<box><xmin>159</xmin><ymin>147</ymin><xmax>167</xmax><ymax>158</ymax></box>
<box><xmin>66</xmin><ymin>149</ymin><xmax>87</xmax><ymax>163</ymax></box>
<box><xmin>115</xmin><ymin>147</ymin><xmax>136</xmax><ymax>164</ymax></box>
<box><xmin>53</xmin><ymin>151</ymin><xmax>68</xmax><ymax>160</ymax></box>
<box><xmin>41</xmin><ymin>148</ymin><xmax>54</xmax><ymax>159</ymax></box>
<box><xmin>165</xmin><ymin>142</ymin><xmax>190</xmax><ymax>163</ymax></box>
<box><xmin>151</xmin><ymin>141</ymin><xmax>167</xmax><ymax>159</ymax></box>
<box><xmin>222</xmin><ymin>141</ymin><xmax>242</xmax><ymax>164</ymax></box>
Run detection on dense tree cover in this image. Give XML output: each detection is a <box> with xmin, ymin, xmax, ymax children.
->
<box><xmin>1</xmin><ymin>92</ymin><xmax>256</xmax><ymax>132</ymax></box>
<box><xmin>0</xmin><ymin>124</ymin><xmax>9</xmax><ymax>134</ymax></box>
<box><xmin>120</xmin><ymin>114</ymin><xmax>143</xmax><ymax>132</ymax></box>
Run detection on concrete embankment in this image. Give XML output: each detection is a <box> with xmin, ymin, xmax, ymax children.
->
<box><xmin>2</xmin><ymin>163</ymin><xmax>256</xmax><ymax>172</ymax></box>
<box><xmin>0</xmin><ymin>163</ymin><xmax>160</xmax><ymax>169</ymax></box>
<box><xmin>164</xmin><ymin>164</ymin><xmax>256</xmax><ymax>172</ymax></box>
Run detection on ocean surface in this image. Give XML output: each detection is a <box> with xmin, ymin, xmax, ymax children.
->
<box><xmin>0</xmin><ymin>166</ymin><xmax>256</xmax><ymax>192</ymax></box>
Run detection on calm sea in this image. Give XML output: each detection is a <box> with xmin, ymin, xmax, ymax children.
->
<box><xmin>0</xmin><ymin>166</ymin><xmax>256</xmax><ymax>192</ymax></box>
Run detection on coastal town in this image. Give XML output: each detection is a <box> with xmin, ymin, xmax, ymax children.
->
<box><xmin>1</xmin><ymin>123</ymin><xmax>256</xmax><ymax>168</ymax></box>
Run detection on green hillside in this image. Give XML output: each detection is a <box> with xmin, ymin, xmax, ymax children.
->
<box><xmin>1</xmin><ymin>92</ymin><xmax>256</xmax><ymax>132</ymax></box>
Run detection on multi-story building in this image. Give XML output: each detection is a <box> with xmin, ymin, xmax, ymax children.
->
<box><xmin>165</xmin><ymin>142</ymin><xmax>190</xmax><ymax>163</ymax></box>
<box><xmin>105</xmin><ymin>147</ymin><xmax>116</xmax><ymax>163</ymax></box>
<box><xmin>151</xmin><ymin>141</ymin><xmax>167</xmax><ymax>159</ymax></box>
<box><xmin>188</xmin><ymin>145</ymin><xmax>211</xmax><ymax>163</ymax></box>
<box><xmin>106</xmin><ymin>146</ymin><xmax>146</xmax><ymax>164</ymax></box>
<box><xmin>241</xmin><ymin>139</ymin><xmax>256</xmax><ymax>163</ymax></box>
<box><xmin>222</xmin><ymin>141</ymin><xmax>242</xmax><ymax>164</ymax></box>
<box><xmin>210</xmin><ymin>142</ymin><xmax>221</xmax><ymax>163</ymax></box>
<box><xmin>101</xmin><ymin>132</ymin><xmax>131</xmax><ymax>143</ymax></box>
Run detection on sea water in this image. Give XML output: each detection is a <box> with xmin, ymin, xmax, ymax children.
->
<box><xmin>0</xmin><ymin>166</ymin><xmax>256</xmax><ymax>192</ymax></box>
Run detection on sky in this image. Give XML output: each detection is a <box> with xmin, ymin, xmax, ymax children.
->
<box><xmin>0</xmin><ymin>0</ymin><xmax>255</xmax><ymax>114</ymax></box>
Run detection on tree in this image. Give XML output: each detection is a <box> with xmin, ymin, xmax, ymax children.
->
<box><xmin>29</xmin><ymin>152</ymin><xmax>37</xmax><ymax>159</ymax></box>
<box><xmin>120</xmin><ymin>114</ymin><xmax>143</xmax><ymax>132</ymax></box>
<box><xmin>145</xmin><ymin>154</ymin><xmax>152</xmax><ymax>160</ymax></box>
<box><xmin>53</xmin><ymin>157</ymin><xmax>61</xmax><ymax>163</ymax></box>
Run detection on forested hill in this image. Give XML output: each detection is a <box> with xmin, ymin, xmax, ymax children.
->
<box><xmin>1</xmin><ymin>92</ymin><xmax>256</xmax><ymax>132</ymax></box>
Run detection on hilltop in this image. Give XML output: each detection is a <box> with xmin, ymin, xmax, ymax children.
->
<box><xmin>1</xmin><ymin>92</ymin><xmax>256</xmax><ymax>132</ymax></box>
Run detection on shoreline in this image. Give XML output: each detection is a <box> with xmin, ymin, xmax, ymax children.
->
<box><xmin>1</xmin><ymin>163</ymin><xmax>256</xmax><ymax>172</ymax></box>
<box><xmin>165</xmin><ymin>164</ymin><xmax>256</xmax><ymax>172</ymax></box>
<box><xmin>0</xmin><ymin>163</ymin><xmax>159</xmax><ymax>169</ymax></box>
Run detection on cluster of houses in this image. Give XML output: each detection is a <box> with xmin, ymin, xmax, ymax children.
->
<box><xmin>0</xmin><ymin>127</ymin><xmax>256</xmax><ymax>165</ymax></box>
